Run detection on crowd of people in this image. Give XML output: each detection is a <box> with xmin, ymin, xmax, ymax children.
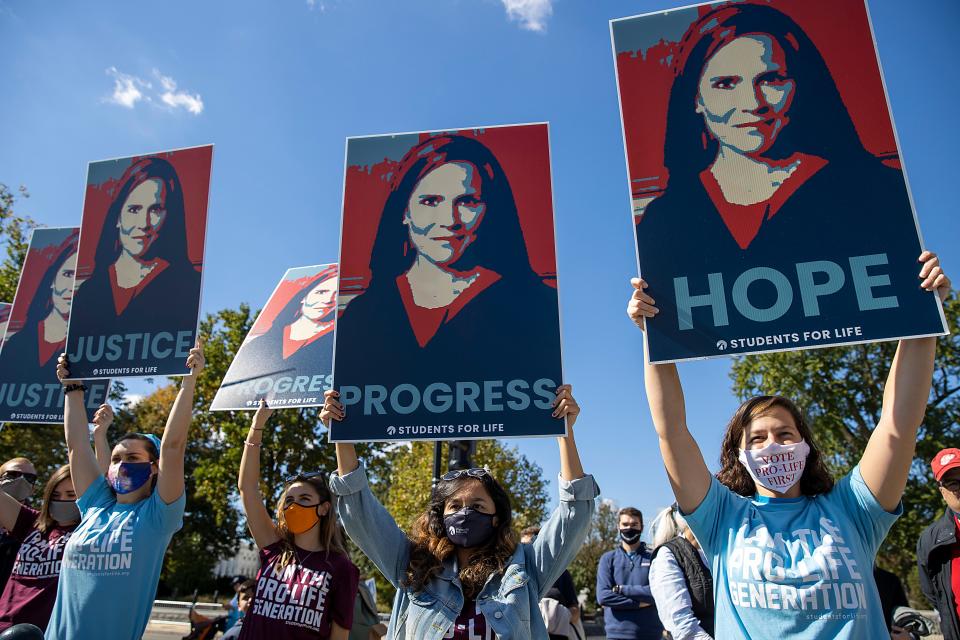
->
<box><xmin>0</xmin><ymin>251</ymin><xmax>948</xmax><ymax>640</ymax></box>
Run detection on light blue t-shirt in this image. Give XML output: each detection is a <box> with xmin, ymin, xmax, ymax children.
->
<box><xmin>44</xmin><ymin>476</ymin><xmax>185</xmax><ymax>640</ymax></box>
<box><xmin>684</xmin><ymin>466</ymin><xmax>900</xmax><ymax>640</ymax></box>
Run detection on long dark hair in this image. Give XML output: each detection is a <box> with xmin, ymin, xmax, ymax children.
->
<box><xmin>404</xmin><ymin>473</ymin><xmax>517</xmax><ymax>599</ymax></box>
<box><xmin>21</xmin><ymin>238</ymin><xmax>78</xmax><ymax>331</ymax></box>
<box><xmin>263</xmin><ymin>265</ymin><xmax>339</xmax><ymax>336</ymax></box>
<box><xmin>717</xmin><ymin>395</ymin><xmax>834</xmax><ymax>497</ymax></box>
<box><xmin>92</xmin><ymin>157</ymin><xmax>191</xmax><ymax>275</ymax></box>
<box><xmin>663</xmin><ymin>3</ymin><xmax>874</xmax><ymax>187</ymax></box>
<box><xmin>366</xmin><ymin>134</ymin><xmax>539</xmax><ymax>292</ymax></box>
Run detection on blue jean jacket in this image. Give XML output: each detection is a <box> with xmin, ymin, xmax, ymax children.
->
<box><xmin>330</xmin><ymin>465</ymin><xmax>599</xmax><ymax>639</ymax></box>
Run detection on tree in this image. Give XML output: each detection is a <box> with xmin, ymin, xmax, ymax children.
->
<box><xmin>729</xmin><ymin>293</ymin><xmax>959</xmax><ymax>604</ymax></box>
<box><xmin>567</xmin><ymin>499</ymin><xmax>619</xmax><ymax>613</ymax></box>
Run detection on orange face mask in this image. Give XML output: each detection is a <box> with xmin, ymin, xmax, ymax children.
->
<box><xmin>283</xmin><ymin>503</ymin><xmax>321</xmax><ymax>534</ymax></box>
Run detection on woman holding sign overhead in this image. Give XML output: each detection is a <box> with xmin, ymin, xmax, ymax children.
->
<box><xmin>43</xmin><ymin>341</ymin><xmax>202</xmax><ymax>640</ymax></box>
<box><xmin>321</xmin><ymin>383</ymin><xmax>598</xmax><ymax>639</ymax></box>
<box><xmin>237</xmin><ymin>400</ymin><xmax>359</xmax><ymax>639</ymax></box>
<box><xmin>626</xmin><ymin>250</ymin><xmax>950</xmax><ymax>639</ymax></box>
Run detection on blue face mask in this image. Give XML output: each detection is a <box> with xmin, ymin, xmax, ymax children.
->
<box><xmin>108</xmin><ymin>462</ymin><xmax>154</xmax><ymax>494</ymax></box>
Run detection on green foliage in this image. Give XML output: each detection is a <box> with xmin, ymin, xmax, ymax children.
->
<box><xmin>729</xmin><ymin>293</ymin><xmax>959</xmax><ymax>605</ymax></box>
<box><xmin>567</xmin><ymin>499</ymin><xmax>619</xmax><ymax>612</ymax></box>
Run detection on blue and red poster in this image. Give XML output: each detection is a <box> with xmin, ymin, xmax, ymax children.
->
<box><xmin>66</xmin><ymin>145</ymin><xmax>212</xmax><ymax>378</ymax></box>
<box><xmin>0</xmin><ymin>228</ymin><xmax>111</xmax><ymax>423</ymax></box>
<box><xmin>211</xmin><ymin>264</ymin><xmax>338</xmax><ymax>411</ymax></box>
<box><xmin>612</xmin><ymin>0</ymin><xmax>948</xmax><ymax>363</ymax></box>
<box><xmin>330</xmin><ymin>123</ymin><xmax>565</xmax><ymax>442</ymax></box>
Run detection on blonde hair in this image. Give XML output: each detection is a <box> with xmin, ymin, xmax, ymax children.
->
<box><xmin>652</xmin><ymin>505</ymin><xmax>690</xmax><ymax>549</ymax></box>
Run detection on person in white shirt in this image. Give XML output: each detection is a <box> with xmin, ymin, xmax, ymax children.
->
<box><xmin>649</xmin><ymin>505</ymin><xmax>713</xmax><ymax>640</ymax></box>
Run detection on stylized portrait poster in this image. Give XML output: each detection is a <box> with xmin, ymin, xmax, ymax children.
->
<box><xmin>331</xmin><ymin>123</ymin><xmax>565</xmax><ymax>443</ymax></box>
<box><xmin>0</xmin><ymin>228</ymin><xmax>111</xmax><ymax>423</ymax></box>
<box><xmin>211</xmin><ymin>264</ymin><xmax>338</xmax><ymax>411</ymax></box>
<box><xmin>612</xmin><ymin>0</ymin><xmax>947</xmax><ymax>363</ymax></box>
<box><xmin>66</xmin><ymin>145</ymin><xmax>212</xmax><ymax>378</ymax></box>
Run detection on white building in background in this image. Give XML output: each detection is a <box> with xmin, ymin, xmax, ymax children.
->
<box><xmin>214</xmin><ymin>540</ymin><xmax>259</xmax><ymax>579</ymax></box>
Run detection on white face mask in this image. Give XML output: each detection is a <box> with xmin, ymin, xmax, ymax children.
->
<box><xmin>738</xmin><ymin>440</ymin><xmax>810</xmax><ymax>494</ymax></box>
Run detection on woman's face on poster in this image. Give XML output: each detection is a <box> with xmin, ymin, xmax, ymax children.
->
<box><xmin>300</xmin><ymin>275</ymin><xmax>338</xmax><ymax>322</ymax></box>
<box><xmin>403</xmin><ymin>161</ymin><xmax>487</xmax><ymax>267</ymax></box>
<box><xmin>696</xmin><ymin>35</ymin><xmax>796</xmax><ymax>156</ymax></box>
<box><xmin>117</xmin><ymin>179</ymin><xmax>168</xmax><ymax>259</ymax></box>
<box><xmin>51</xmin><ymin>252</ymin><xmax>78</xmax><ymax>316</ymax></box>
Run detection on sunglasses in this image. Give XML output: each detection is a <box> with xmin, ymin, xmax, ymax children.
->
<box><xmin>1</xmin><ymin>471</ymin><xmax>37</xmax><ymax>484</ymax></box>
<box><xmin>285</xmin><ymin>471</ymin><xmax>327</xmax><ymax>485</ymax></box>
<box><xmin>440</xmin><ymin>468</ymin><xmax>490</xmax><ymax>482</ymax></box>
<box><xmin>940</xmin><ymin>479</ymin><xmax>960</xmax><ymax>493</ymax></box>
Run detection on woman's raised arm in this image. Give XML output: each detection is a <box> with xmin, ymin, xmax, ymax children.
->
<box><xmin>629</xmin><ymin>278</ymin><xmax>712</xmax><ymax>514</ymax></box>
<box><xmin>57</xmin><ymin>354</ymin><xmax>101</xmax><ymax>498</ymax></box>
<box><xmin>91</xmin><ymin>404</ymin><xmax>114</xmax><ymax>475</ymax></box>
<box><xmin>237</xmin><ymin>400</ymin><xmax>280</xmax><ymax>549</ymax></box>
<box><xmin>322</xmin><ymin>390</ymin><xmax>410</xmax><ymax>587</ymax></box>
<box><xmin>156</xmin><ymin>339</ymin><xmax>203</xmax><ymax>505</ymax></box>
<box><xmin>860</xmin><ymin>251</ymin><xmax>951</xmax><ymax>511</ymax></box>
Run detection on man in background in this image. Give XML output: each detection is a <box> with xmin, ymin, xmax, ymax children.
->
<box><xmin>596</xmin><ymin>507</ymin><xmax>662</xmax><ymax>640</ymax></box>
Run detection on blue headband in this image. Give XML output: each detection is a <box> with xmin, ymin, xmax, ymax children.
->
<box><xmin>142</xmin><ymin>433</ymin><xmax>162</xmax><ymax>454</ymax></box>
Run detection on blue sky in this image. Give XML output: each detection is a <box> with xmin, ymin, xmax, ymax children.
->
<box><xmin>1</xmin><ymin>0</ymin><xmax>958</xmax><ymax>534</ymax></box>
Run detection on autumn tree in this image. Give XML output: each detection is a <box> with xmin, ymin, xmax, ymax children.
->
<box><xmin>729</xmin><ymin>293</ymin><xmax>959</xmax><ymax>604</ymax></box>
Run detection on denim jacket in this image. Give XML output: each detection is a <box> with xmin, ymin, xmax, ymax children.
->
<box><xmin>330</xmin><ymin>465</ymin><xmax>599</xmax><ymax>639</ymax></box>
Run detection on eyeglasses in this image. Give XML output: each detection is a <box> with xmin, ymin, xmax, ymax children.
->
<box><xmin>285</xmin><ymin>471</ymin><xmax>327</xmax><ymax>485</ymax></box>
<box><xmin>940</xmin><ymin>479</ymin><xmax>960</xmax><ymax>493</ymax></box>
<box><xmin>440</xmin><ymin>468</ymin><xmax>489</xmax><ymax>482</ymax></box>
<box><xmin>0</xmin><ymin>471</ymin><xmax>37</xmax><ymax>484</ymax></box>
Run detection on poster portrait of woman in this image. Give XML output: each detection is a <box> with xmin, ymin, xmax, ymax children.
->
<box><xmin>0</xmin><ymin>228</ymin><xmax>110</xmax><ymax>423</ymax></box>
<box><xmin>0</xmin><ymin>303</ymin><xmax>11</xmax><ymax>346</ymax></box>
<box><xmin>332</xmin><ymin>124</ymin><xmax>564</xmax><ymax>442</ymax></box>
<box><xmin>211</xmin><ymin>264</ymin><xmax>339</xmax><ymax>411</ymax></box>
<box><xmin>66</xmin><ymin>145</ymin><xmax>212</xmax><ymax>378</ymax></box>
<box><xmin>612</xmin><ymin>0</ymin><xmax>946</xmax><ymax>363</ymax></box>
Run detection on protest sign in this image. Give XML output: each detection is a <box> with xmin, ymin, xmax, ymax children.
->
<box><xmin>331</xmin><ymin>123</ymin><xmax>565</xmax><ymax>442</ymax></box>
<box><xmin>66</xmin><ymin>145</ymin><xmax>212</xmax><ymax>378</ymax></box>
<box><xmin>0</xmin><ymin>227</ymin><xmax>111</xmax><ymax>423</ymax></box>
<box><xmin>611</xmin><ymin>0</ymin><xmax>947</xmax><ymax>363</ymax></box>
<box><xmin>211</xmin><ymin>264</ymin><xmax>338</xmax><ymax>411</ymax></box>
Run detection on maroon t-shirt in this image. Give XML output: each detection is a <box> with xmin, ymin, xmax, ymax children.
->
<box><xmin>444</xmin><ymin>600</ymin><xmax>497</xmax><ymax>639</ymax></box>
<box><xmin>0</xmin><ymin>505</ymin><xmax>76</xmax><ymax>631</ymax></box>
<box><xmin>239</xmin><ymin>542</ymin><xmax>359</xmax><ymax>639</ymax></box>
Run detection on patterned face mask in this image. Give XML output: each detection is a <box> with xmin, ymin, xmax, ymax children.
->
<box><xmin>107</xmin><ymin>462</ymin><xmax>154</xmax><ymax>494</ymax></box>
<box><xmin>738</xmin><ymin>440</ymin><xmax>810</xmax><ymax>494</ymax></box>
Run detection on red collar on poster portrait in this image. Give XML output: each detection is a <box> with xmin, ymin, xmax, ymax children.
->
<box><xmin>700</xmin><ymin>154</ymin><xmax>828</xmax><ymax>250</ymax></box>
<box><xmin>36</xmin><ymin>320</ymin><xmax>64</xmax><ymax>368</ymax></box>
<box><xmin>109</xmin><ymin>259</ymin><xmax>169</xmax><ymax>316</ymax></box>
<box><xmin>397</xmin><ymin>268</ymin><xmax>502</xmax><ymax>348</ymax></box>
<box><xmin>281</xmin><ymin>320</ymin><xmax>333</xmax><ymax>360</ymax></box>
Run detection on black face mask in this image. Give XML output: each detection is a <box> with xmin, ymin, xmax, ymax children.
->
<box><xmin>443</xmin><ymin>508</ymin><xmax>495</xmax><ymax>548</ymax></box>
<box><xmin>620</xmin><ymin>527</ymin><xmax>642</xmax><ymax>545</ymax></box>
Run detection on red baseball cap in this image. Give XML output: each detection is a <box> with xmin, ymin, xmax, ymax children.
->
<box><xmin>932</xmin><ymin>448</ymin><xmax>960</xmax><ymax>481</ymax></box>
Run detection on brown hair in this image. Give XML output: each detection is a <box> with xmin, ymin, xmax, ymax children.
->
<box><xmin>717</xmin><ymin>395</ymin><xmax>835</xmax><ymax>497</ymax></box>
<box><xmin>404</xmin><ymin>474</ymin><xmax>517</xmax><ymax>599</ymax></box>
<box><xmin>37</xmin><ymin>465</ymin><xmax>73</xmax><ymax>535</ymax></box>
<box><xmin>274</xmin><ymin>475</ymin><xmax>345</xmax><ymax>571</ymax></box>
<box><xmin>238</xmin><ymin>579</ymin><xmax>256</xmax><ymax>596</ymax></box>
<box><xmin>617</xmin><ymin>507</ymin><xmax>643</xmax><ymax>525</ymax></box>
